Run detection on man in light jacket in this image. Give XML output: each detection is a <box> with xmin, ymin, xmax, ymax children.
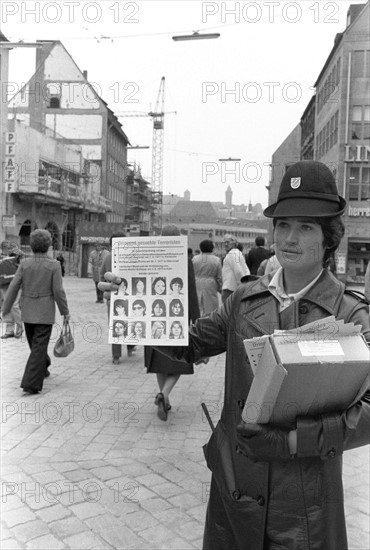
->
<box><xmin>221</xmin><ymin>234</ymin><xmax>250</xmax><ymax>303</ymax></box>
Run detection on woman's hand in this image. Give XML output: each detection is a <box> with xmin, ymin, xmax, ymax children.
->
<box><xmin>64</xmin><ymin>314</ymin><xmax>71</xmax><ymax>322</ymax></box>
<box><xmin>236</xmin><ymin>421</ymin><xmax>293</xmax><ymax>461</ymax></box>
<box><xmin>98</xmin><ymin>272</ymin><xmax>122</xmax><ymax>293</ymax></box>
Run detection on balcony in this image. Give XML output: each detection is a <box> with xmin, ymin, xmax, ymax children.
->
<box><xmin>15</xmin><ymin>176</ymin><xmax>112</xmax><ymax>213</ymax></box>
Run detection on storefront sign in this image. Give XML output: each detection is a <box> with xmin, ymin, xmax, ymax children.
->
<box><xmin>335</xmin><ymin>252</ymin><xmax>346</xmax><ymax>275</ymax></box>
<box><xmin>344</xmin><ymin>145</ymin><xmax>370</xmax><ymax>162</ymax></box>
<box><xmin>348</xmin><ymin>206</ymin><xmax>370</xmax><ymax>217</ymax></box>
<box><xmin>2</xmin><ymin>215</ymin><xmax>16</xmax><ymax>227</ymax></box>
<box><xmin>4</xmin><ymin>132</ymin><xmax>16</xmax><ymax>192</ymax></box>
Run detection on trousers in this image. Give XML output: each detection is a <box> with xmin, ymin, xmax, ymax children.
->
<box><xmin>22</xmin><ymin>323</ymin><xmax>52</xmax><ymax>391</ymax></box>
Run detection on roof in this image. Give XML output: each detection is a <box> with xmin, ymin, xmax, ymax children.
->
<box><xmin>314</xmin><ymin>3</ymin><xmax>366</xmax><ymax>86</ymax></box>
<box><xmin>169</xmin><ymin>200</ymin><xmax>219</xmax><ymax>222</ymax></box>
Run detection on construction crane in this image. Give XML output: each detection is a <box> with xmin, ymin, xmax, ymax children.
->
<box><xmin>116</xmin><ymin>77</ymin><xmax>175</xmax><ymax>234</ymax></box>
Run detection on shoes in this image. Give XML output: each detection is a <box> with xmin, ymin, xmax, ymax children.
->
<box><xmin>23</xmin><ymin>388</ymin><xmax>39</xmax><ymax>394</ymax></box>
<box><xmin>156</xmin><ymin>392</ymin><xmax>168</xmax><ymax>421</ymax></box>
<box><xmin>154</xmin><ymin>393</ymin><xmax>171</xmax><ymax>411</ymax></box>
<box><xmin>14</xmin><ymin>328</ymin><xmax>24</xmax><ymax>338</ymax></box>
<box><xmin>112</xmin><ymin>358</ymin><xmax>120</xmax><ymax>365</ymax></box>
<box><xmin>1</xmin><ymin>333</ymin><xmax>15</xmax><ymax>339</ymax></box>
<box><xmin>195</xmin><ymin>357</ymin><xmax>210</xmax><ymax>365</ymax></box>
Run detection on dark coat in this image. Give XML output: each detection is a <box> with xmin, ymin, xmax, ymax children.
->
<box><xmin>145</xmin><ymin>258</ymin><xmax>200</xmax><ymax>373</ymax></box>
<box><xmin>168</xmin><ymin>270</ymin><xmax>370</xmax><ymax>550</ymax></box>
<box><xmin>2</xmin><ymin>254</ymin><xmax>69</xmax><ymax>324</ymax></box>
<box><xmin>246</xmin><ymin>246</ymin><xmax>270</xmax><ymax>275</ymax></box>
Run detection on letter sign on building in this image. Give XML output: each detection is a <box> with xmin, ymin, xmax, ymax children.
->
<box><xmin>4</xmin><ymin>132</ymin><xmax>16</xmax><ymax>192</ymax></box>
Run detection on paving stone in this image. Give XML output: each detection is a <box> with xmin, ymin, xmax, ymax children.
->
<box><xmin>1</xmin><ymin>538</ymin><xmax>25</xmax><ymax>549</ymax></box>
<box><xmin>49</xmin><ymin>516</ymin><xmax>88</xmax><ymax>539</ymax></box>
<box><xmin>69</xmin><ymin>501</ymin><xmax>106</xmax><ymax>520</ymax></box>
<box><xmin>25</xmin><ymin>534</ymin><xmax>66</xmax><ymax>549</ymax></box>
<box><xmin>85</xmin><ymin>514</ymin><xmax>143</xmax><ymax>548</ymax></box>
<box><xmin>63</xmin><ymin>531</ymin><xmax>111</xmax><ymax>549</ymax></box>
<box><xmin>11</xmin><ymin>519</ymin><xmax>50</xmax><ymax>542</ymax></box>
<box><xmin>2</xmin><ymin>507</ymin><xmax>37</xmax><ymax>528</ymax></box>
<box><xmin>36</xmin><ymin>504</ymin><xmax>71</xmax><ymax>523</ymax></box>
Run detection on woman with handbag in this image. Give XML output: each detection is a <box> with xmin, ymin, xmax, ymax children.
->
<box><xmin>2</xmin><ymin>230</ymin><xmax>70</xmax><ymax>394</ymax></box>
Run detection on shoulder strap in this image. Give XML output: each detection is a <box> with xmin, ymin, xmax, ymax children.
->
<box><xmin>344</xmin><ymin>288</ymin><xmax>370</xmax><ymax>305</ymax></box>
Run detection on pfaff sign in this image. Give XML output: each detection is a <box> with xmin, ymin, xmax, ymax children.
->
<box><xmin>4</xmin><ymin>132</ymin><xmax>16</xmax><ymax>192</ymax></box>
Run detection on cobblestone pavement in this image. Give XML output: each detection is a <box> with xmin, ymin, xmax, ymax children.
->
<box><xmin>1</xmin><ymin>276</ymin><xmax>369</xmax><ymax>550</ymax></box>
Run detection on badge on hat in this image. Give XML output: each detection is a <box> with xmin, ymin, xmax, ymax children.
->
<box><xmin>290</xmin><ymin>177</ymin><xmax>301</xmax><ymax>189</ymax></box>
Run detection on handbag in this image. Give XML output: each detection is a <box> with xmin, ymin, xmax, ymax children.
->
<box><xmin>53</xmin><ymin>320</ymin><xmax>74</xmax><ymax>358</ymax></box>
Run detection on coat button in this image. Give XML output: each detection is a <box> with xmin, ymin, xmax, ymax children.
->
<box><xmin>327</xmin><ymin>448</ymin><xmax>336</xmax><ymax>457</ymax></box>
<box><xmin>256</xmin><ymin>495</ymin><xmax>265</xmax><ymax>506</ymax></box>
<box><xmin>237</xmin><ymin>400</ymin><xmax>245</xmax><ymax>409</ymax></box>
<box><xmin>299</xmin><ymin>304</ymin><xmax>309</xmax><ymax>315</ymax></box>
<box><xmin>232</xmin><ymin>490</ymin><xmax>241</xmax><ymax>500</ymax></box>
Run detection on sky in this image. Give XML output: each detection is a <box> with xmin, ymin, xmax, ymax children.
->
<box><xmin>1</xmin><ymin>0</ymin><xmax>365</xmax><ymax>208</ymax></box>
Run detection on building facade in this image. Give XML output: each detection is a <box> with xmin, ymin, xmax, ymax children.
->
<box><xmin>268</xmin><ymin>3</ymin><xmax>369</xmax><ymax>284</ymax></box>
<box><xmin>6</xmin><ymin>40</ymin><xmax>134</xmax><ymax>253</ymax></box>
<box><xmin>313</xmin><ymin>2</ymin><xmax>369</xmax><ymax>283</ymax></box>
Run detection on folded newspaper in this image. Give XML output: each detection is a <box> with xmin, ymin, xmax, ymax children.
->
<box><xmin>242</xmin><ymin>316</ymin><xmax>370</xmax><ymax>426</ymax></box>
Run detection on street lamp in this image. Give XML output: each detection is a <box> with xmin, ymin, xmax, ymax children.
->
<box><xmin>172</xmin><ymin>31</ymin><xmax>220</xmax><ymax>41</ymax></box>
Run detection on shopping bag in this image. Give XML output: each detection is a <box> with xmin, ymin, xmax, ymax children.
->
<box><xmin>53</xmin><ymin>320</ymin><xmax>74</xmax><ymax>358</ymax></box>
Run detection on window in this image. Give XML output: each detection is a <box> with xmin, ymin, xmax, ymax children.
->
<box><xmin>352</xmin><ymin>50</ymin><xmax>365</xmax><ymax>77</ymax></box>
<box><xmin>351</xmin><ymin>105</ymin><xmax>370</xmax><ymax>140</ymax></box>
<box><xmin>348</xmin><ymin>165</ymin><xmax>370</xmax><ymax>201</ymax></box>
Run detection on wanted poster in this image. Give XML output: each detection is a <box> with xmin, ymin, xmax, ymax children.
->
<box><xmin>108</xmin><ymin>236</ymin><xmax>188</xmax><ymax>346</ymax></box>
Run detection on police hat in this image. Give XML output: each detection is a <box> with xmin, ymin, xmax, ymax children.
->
<box><xmin>263</xmin><ymin>161</ymin><xmax>346</xmax><ymax>218</ymax></box>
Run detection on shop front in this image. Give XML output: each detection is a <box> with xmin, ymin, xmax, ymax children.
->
<box><xmin>77</xmin><ymin>222</ymin><xmax>140</xmax><ymax>278</ymax></box>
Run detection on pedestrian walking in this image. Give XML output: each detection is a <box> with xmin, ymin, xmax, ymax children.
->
<box><xmin>88</xmin><ymin>243</ymin><xmax>109</xmax><ymax>303</ymax></box>
<box><xmin>245</xmin><ymin>236</ymin><xmax>270</xmax><ymax>275</ymax></box>
<box><xmin>0</xmin><ymin>242</ymin><xmax>24</xmax><ymax>339</ymax></box>
<box><xmin>221</xmin><ymin>234</ymin><xmax>250</xmax><ymax>302</ymax></box>
<box><xmin>1</xmin><ymin>230</ymin><xmax>70</xmax><ymax>394</ymax></box>
<box><xmin>144</xmin><ymin>224</ymin><xmax>200</xmax><ymax>421</ymax></box>
<box><xmin>99</xmin><ymin>232</ymin><xmax>135</xmax><ymax>364</ymax></box>
<box><xmin>192</xmin><ymin>239</ymin><xmax>222</xmax><ymax>316</ymax></box>
<box><xmin>124</xmin><ymin>161</ymin><xmax>368</xmax><ymax>550</ymax></box>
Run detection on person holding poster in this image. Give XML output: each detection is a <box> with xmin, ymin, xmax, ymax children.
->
<box><xmin>100</xmin><ymin>162</ymin><xmax>370</xmax><ymax>549</ymax></box>
<box><xmin>144</xmin><ymin>225</ymin><xmax>200</xmax><ymax>422</ymax></box>
<box><xmin>99</xmin><ymin>232</ymin><xmax>135</xmax><ymax>364</ymax></box>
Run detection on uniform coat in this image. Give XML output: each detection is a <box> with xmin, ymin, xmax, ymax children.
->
<box><xmin>167</xmin><ymin>269</ymin><xmax>370</xmax><ymax>550</ymax></box>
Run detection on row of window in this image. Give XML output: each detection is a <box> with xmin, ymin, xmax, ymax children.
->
<box><xmin>39</xmin><ymin>160</ymin><xmax>79</xmax><ymax>185</ymax></box>
<box><xmin>315</xmin><ymin>111</ymin><xmax>339</xmax><ymax>159</ymax></box>
<box><xmin>214</xmin><ymin>230</ymin><xmax>263</xmax><ymax>239</ymax></box>
<box><xmin>107</xmin><ymin>184</ymin><xmax>124</xmax><ymax>203</ymax></box>
<box><xmin>108</xmin><ymin>156</ymin><xmax>125</xmax><ymax>180</ymax></box>
<box><xmin>352</xmin><ymin>105</ymin><xmax>370</xmax><ymax>140</ymax></box>
<box><xmin>109</xmin><ymin>128</ymin><xmax>126</xmax><ymax>154</ymax></box>
<box><xmin>107</xmin><ymin>213</ymin><xmax>125</xmax><ymax>223</ymax></box>
<box><xmin>348</xmin><ymin>165</ymin><xmax>370</xmax><ymax>202</ymax></box>
<box><xmin>317</xmin><ymin>57</ymin><xmax>341</xmax><ymax>114</ymax></box>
